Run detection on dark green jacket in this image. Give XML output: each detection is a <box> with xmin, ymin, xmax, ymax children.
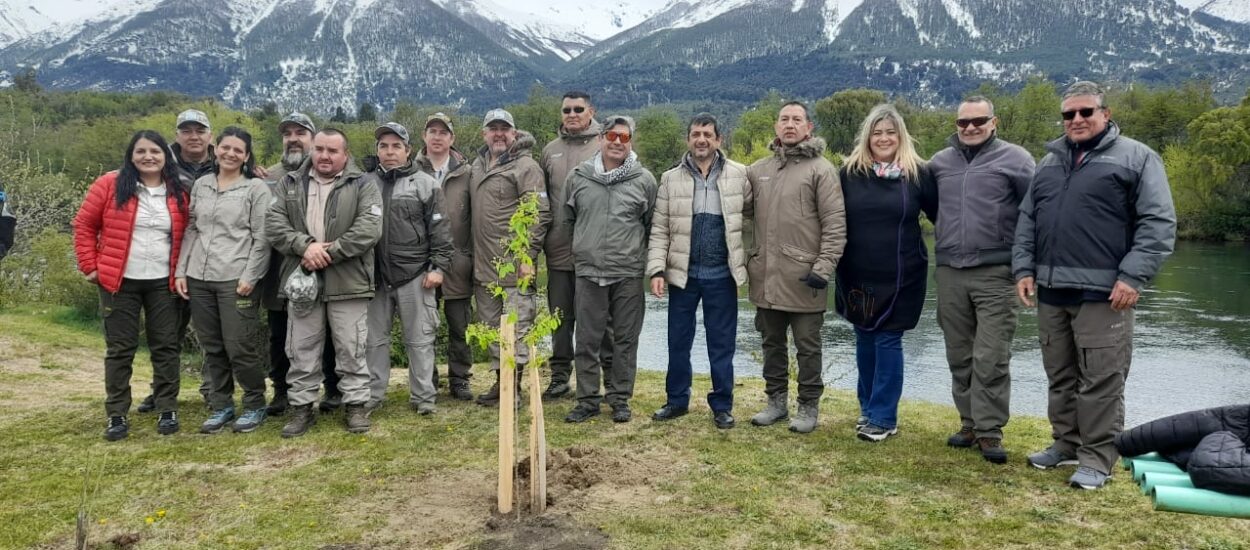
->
<box><xmin>264</xmin><ymin>159</ymin><xmax>383</xmax><ymax>301</ymax></box>
<box><xmin>565</xmin><ymin>154</ymin><xmax>658</xmax><ymax>279</ymax></box>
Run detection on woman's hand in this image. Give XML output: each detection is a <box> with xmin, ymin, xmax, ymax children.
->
<box><xmin>237</xmin><ymin>281</ymin><xmax>254</xmax><ymax>297</ymax></box>
<box><xmin>85</xmin><ymin>271</ymin><xmax>99</xmax><ymax>284</ymax></box>
<box><xmin>175</xmin><ymin>277</ymin><xmax>190</xmax><ymax>300</ymax></box>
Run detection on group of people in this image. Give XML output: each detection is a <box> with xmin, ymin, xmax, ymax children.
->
<box><xmin>71</xmin><ymin>80</ymin><xmax>1175</xmax><ymax>491</ymax></box>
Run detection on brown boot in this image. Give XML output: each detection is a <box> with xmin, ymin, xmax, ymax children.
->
<box><xmin>345</xmin><ymin>404</ymin><xmax>371</xmax><ymax>434</ymax></box>
<box><xmin>976</xmin><ymin>437</ymin><xmax>1008</xmax><ymax>464</ymax></box>
<box><xmin>946</xmin><ymin>427</ymin><xmax>975</xmax><ymax>448</ymax></box>
<box><xmin>281</xmin><ymin>404</ymin><xmax>316</xmax><ymax>438</ymax></box>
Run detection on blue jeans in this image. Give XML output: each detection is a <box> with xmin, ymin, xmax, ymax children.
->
<box><xmin>665</xmin><ymin>277</ymin><xmax>737</xmax><ymax>413</ymax></box>
<box><xmin>855</xmin><ymin>327</ymin><xmax>905</xmax><ymax>429</ymax></box>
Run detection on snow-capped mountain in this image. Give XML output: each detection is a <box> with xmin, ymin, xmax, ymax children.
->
<box><xmin>0</xmin><ymin>0</ymin><xmax>1247</xmax><ymax>112</ymax></box>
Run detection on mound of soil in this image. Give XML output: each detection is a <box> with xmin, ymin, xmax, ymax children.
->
<box><xmin>474</xmin><ymin>514</ymin><xmax>608</xmax><ymax>550</ymax></box>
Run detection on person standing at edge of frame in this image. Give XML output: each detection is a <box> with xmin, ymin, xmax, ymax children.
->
<box><xmin>73</xmin><ymin>130</ymin><xmax>190</xmax><ymax>441</ymax></box>
<box><xmin>1014</xmin><ymin>81</ymin><xmax>1176</xmax><ymax>490</ymax></box>
<box><xmin>929</xmin><ymin>95</ymin><xmax>1035</xmax><ymax>463</ymax></box>
<box><xmin>745</xmin><ymin>101</ymin><xmax>846</xmax><ymax>435</ymax></box>
<box><xmin>648</xmin><ymin>113</ymin><xmax>751</xmax><ymax>430</ymax></box>
<box><xmin>175</xmin><ymin>126</ymin><xmax>272</xmax><ymax>435</ymax></box>
<box><xmin>835</xmin><ymin>104</ymin><xmax>938</xmax><ymax>443</ymax></box>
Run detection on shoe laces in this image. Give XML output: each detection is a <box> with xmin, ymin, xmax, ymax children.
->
<box><xmin>109</xmin><ymin>416</ymin><xmax>127</xmax><ymax>427</ymax></box>
<box><xmin>161</xmin><ymin>411</ymin><xmax>178</xmax><ymax>421</ymax></box>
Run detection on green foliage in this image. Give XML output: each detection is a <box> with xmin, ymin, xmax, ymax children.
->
<box><xmin>0</xmin><ymin>229</ymin><xmax>96</xmax><ymax>317</ymax></box>
<box><xmin>814</xmin><ymin>88</ymin><xmax>887</xmax><ymax>155</ymax></box>
<box><xmin>633</xmin><ymin>107</ymin><xmax>685</xmax><ymax>176</ymax></box>
<box><xmin>729</xmin><ymin>92</ymin><xmax>784</xmax><ymax>162</ymax></box>
<box><xmin>505</xmin><ymin>85</ymin><xmax>562</xmax><ymax>155</ymax></box>
<box><xmin>977</xmin><ymin>78</ymin><xmax>1063</xmax><ymax>157</ymax></box>
<box><xmin>356</xmin><ymin>102</ymin><xmax>378</xmax><ymax>124</ymax></box>
<box><xmin>1109</xmin><ymin>82</ymin><xmax>1216</xmax><ymax>152</ymax></box>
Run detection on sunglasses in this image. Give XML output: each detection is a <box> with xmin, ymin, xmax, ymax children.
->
<box><xmin>955</xmin><ymin>116</ymin><xmax>992</xmax><ymax>128</ymax></box>
<box><xmin>562</xmin><ymin>106</ymin><xmax>587</xmax><ymax>114</ymax></box>
<box><xmin>1061</xmin><ymin>107</ymin><xmax>1101</xmax><ymax>121</ymax></box>
<box><xmin>604</xmin><ymin>131</ymin><xmax>632</xmax><ymax>144</ymax></box>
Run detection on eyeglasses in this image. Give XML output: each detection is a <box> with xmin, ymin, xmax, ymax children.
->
<box><xmin>562</xmin><ymin>106</ymin><xmax>587</xmax><ymax>114</ymax></box>
<box><xmin>955</xmin><ymin>116</ymin><xmax>992</xmax><ymax>128</ymax></box>
<box><xmin>604</xmin><ymin>131</ymin><xmax>632</xmax><ymax>144</ymax></box>
<box><xmin>1061</xmin><ymin>107</ymin><xmax>1101</xmax><ymax>121</ymax></box>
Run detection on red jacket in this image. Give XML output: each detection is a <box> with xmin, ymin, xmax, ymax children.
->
<box><xmin>73</xmin><ymin>171</ymin><xmax>188</xmax><ymax>294</ymax></box>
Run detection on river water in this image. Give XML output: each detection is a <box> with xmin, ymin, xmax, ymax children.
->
<box><xmin>635</xmin><ymin>241</ymin><xmax>1250</xmax><ymax>427</ymax></box>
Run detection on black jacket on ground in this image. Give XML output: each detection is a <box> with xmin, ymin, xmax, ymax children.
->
<box><xmin>834</xmin><ymin>164</ymin><xmax>937</xmax><ymax>332</ymax></box>
<box><xmin>1115</xmin><ymin>404</ymin><xmax>1250</xmax><ymax>495</ymax></box>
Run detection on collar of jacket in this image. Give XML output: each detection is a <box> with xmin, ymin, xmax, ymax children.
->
<box><xmin>377</xmin><ymin>161</ymin><xmax>417</xmax><ymax>183</ymax></box>
<box><xmin>557</xmin><ymin>120</ymin><xmax>602</xmax><ymax>143</ymax></box>
<box><xmin>1045</xmin><ymin>121</ymin><xmax>1121</xmax><ymax>159</ymax></box>
<box><xmin>477</xmin><ymin>131</ymin><xmax>536</xmax><ymax>169</ymax></box>
<box><xmin>416</xmin><ymin>147</ymin><xmax>468</xmax><ymax>175</ymax></box>
<box><xmin>171</xmin><ymin>143</ymin><xmax>216</xmax><ymax>173</ymax></box>
<box><xmin>293</xmin><ymin>157</ymin><xmax>364</xmax><ymax>188</ymax></box>
<box><xmin>769</xmin><ymin>136</ymin><xmax>826</xmax><ymax>159</ymax></box>
<box><xmin>573</xmin><ymin>151</ymin><xmax>644</xmax><ymax>185</ymax></box>
<box><xmin>682</xmin><ymin>149</ymin><xmax>725</xmax><ymax>178</ymax></box>
<box><xmin>946</xmin><ymin>132</ymin><xmax>998</xmax><ymax>156</ymax></box>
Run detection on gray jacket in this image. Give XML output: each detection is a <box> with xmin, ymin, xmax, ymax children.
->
<box><xmin>176</xmin><ymin>174</ymin><xmax>271</xmax><ymax>285</ymax></box>
<box><xmin>367</xmin><ymin>161</ymin><xmax>453</xmax><ymax>289</ymax></box>
<box><xmin>929</xmin><ymin>135</ymin><xmax>1035</xmax><ymax>268</ymax></box>
<box><xmin>565</xmin><ymin>153</ymin><xmax>658</xmax><ymax>279</ymax></box>
<box><xmin>1013</xmin><ymin>123</ymin><xmax>1176</xmax><ymax>292</ymax></box>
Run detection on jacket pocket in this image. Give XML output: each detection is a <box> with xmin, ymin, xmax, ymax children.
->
<box><xmin>780</xmin><ymin>243</ymin><xmax>817</xmax><ymax>267</ymax></box>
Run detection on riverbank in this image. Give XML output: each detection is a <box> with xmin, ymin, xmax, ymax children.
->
<box><xmin>2</xmin><ymin>307</ymin><xmax>1247</xmax><ymax>549</ymax></box>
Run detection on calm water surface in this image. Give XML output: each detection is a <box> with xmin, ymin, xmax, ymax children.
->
<box><xmin>634</xmin><ymin>241</ymin><xmax>1250</xmax><ymax>427</ymax></box>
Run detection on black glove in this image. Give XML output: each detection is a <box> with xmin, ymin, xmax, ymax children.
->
<box><xmin>799</xmin><ymin>272</ymin><xmax>827</xmax><ymax>290</ymax></box>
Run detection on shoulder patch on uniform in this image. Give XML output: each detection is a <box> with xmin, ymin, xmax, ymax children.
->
<box><xmin>759</xmin><ymin>176</ymin><xmax>771</xmax><ymax>182</ymax></box>
<box><xmin>370</xmin><ymin>205</ymin><xmax>382</xmax><ymax>216</ymax></box>
<box><xmin>433</xmin><ymin>213</ymin><xmax>443</xmax><ymax>221</ymax></box>
<box><xmin>550</xmin><ymin>153</ymin><xmax>564</xmax><ymax>158</ymax></box>
<box><xmin>539</xmin><ymin>192</ymin><xmax>548</xmax><ymax>198</ymax></box>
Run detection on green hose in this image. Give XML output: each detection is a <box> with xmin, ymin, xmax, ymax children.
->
<box><xmin>1138</xmin><ymin>472</ymin><xmax>1194</xmax><ymax>495</ymax></box>
<box><xmin>1130</xmin><ymin>459</ymin><xmax>1184</xmax><ymax>482</ymax></box>
<box><xmin>1152</xmin><ymin>486</ymin><xmax>1250</xmax><ymax>519</ymax></box>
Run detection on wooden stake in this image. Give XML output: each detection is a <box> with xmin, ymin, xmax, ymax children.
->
<box><xmin>528</xmin><ymin>344</ymin><xmax>547</xmax><ymax>513</ymax></box>
<box><xmin>497</xmin><ymin>315</ymin><xmax>516</xmax><ymax>514</ymax></box>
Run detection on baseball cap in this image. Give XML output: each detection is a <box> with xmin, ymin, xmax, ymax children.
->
<box><xmin>482</xmin><ymin>109</ymin><xmax>515</xmax><ymax>129</ymax></box>
<box><xmin>600</xmin><ymin>115</ymin><xmax>636</xmax><ymax>136</ymax></box>
<box><xmin>374</xmin><ymin>122</ymin><xmax>411</xmax><ymax>144</ymax></box>
<box><xmin>176</xmin><ymin>109</ymin><xmax>211</xmax><ymax>130</ymax></box>
<box><xmin>278</xmin><ymin>112</ymin><xmax>316</xmax><ymax>134</ymax></box>
<box><xmin>425</xmin><ymin>112</ymin><xmax>454</xmax><ymax>134</ymax></box>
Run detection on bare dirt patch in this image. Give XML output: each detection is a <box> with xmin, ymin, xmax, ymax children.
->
<box><xmin>0</xmin><ymin>334</ymin><xmax>102</xmax><ymax>413</ymax></box>
<box><xmin>474</xmin><ymin>514</ymin><xmax>608</xmax><ymax>550</ymax></box>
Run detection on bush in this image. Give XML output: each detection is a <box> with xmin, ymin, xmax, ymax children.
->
<box><xmin>0</xmin><ymin>228</ymin><xmax>97</xmax><ymax>317</ymax></box>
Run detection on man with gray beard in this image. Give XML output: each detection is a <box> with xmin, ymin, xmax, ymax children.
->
<box><xmin>260</xmin><ymin>113</ymin><xmax>342</xmax><ymax>415</ymax></box>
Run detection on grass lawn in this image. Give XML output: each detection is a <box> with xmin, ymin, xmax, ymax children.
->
<box><xmin>1</xmin><ymin>307</ymin><xmax>1247</xmax><ymax>549</ymax></box>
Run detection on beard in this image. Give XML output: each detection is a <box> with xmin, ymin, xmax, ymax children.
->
<box><xmin>282</xmin><ymin>149</ymin><xmax>307</xmax><ymax>169</ymax></box>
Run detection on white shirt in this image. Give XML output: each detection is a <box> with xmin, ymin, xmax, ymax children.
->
<box><xmin>124</xmin><ymin>183</ymin><xmax>173</xmax><ymax>280</ymax></box>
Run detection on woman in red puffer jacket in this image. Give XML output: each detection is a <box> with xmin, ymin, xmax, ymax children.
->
<box><xmin>73</xmin><ymin>130</ymin><xmax>189</xmax><ymax>442</ymax></box>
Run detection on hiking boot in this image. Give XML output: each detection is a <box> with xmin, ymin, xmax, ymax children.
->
<box><xmin>137</xmin><ymin>394</ymin><xmax>156</xmax><ymax>413</ymax></box>
<box><xmin>412</xmin><ymin>402</ymin><xmax>436</xmax><ymax>416</ymax></box>
<box><xmin>157</xmin><ymin>411</ymin><xmax>180</xmax><ymax>436</ymax></box>
<box><xmin>1027</xmin><ymin>446</ymin><xmax>1078</xmax><ymax>470</ymax></box>
<box><xmin>947</xmin><ymin>427</ymin><xmax>976</xmax><ymax>448</ymax></box>
<box><xmin>318</xmin><ymin>394</ymin><xmax>342</xmax><ymax>414</ymax></box>
<box><xmin>232</xmin><ymin>409</ymin><xmax>267</xmax><ymax>433</ymax></box>
<box><xmin>281</xmin><ymin>404</ymin><xmax>316</xmax><ymax>438</ymax></box>
<box><xmin>104</xmin><ymin>416</ymin><xmax>129</xmax><ymax>441</ymax></box>
<box><xmin>1069</xmin><ymin>466</ymin><xmax>1110</xmax><ymax>490</ymax></box>
<box><xmin>976</xmin><ymin>437</ymin><xmax>1008</xmax><ymax>464</ymax></box>
<box><xmin>565</xmin><ymin>403</ymin><xmax>600</xmax><ymax>423</ymax></box>
<box><xmin>345</xmin><ymin>404</ymin><xmax>370</xmax><ymax>433</ymax></box>
<box><xmin>363</xmin><ymin>398</ymin><xmax>384</xmax><ymax>417</ymax></box>
<box><xmin>476</xmin><ymin>379</ymin><xmax>501</xmax><ymax>406</ymax></box>
<box><xmin>788</xmin><ymin>399</ymin><xmax>819</xmax><ymax>434</ymax></box>
<box><xmin>750</xmin><ymin>392</ymin><xmax>789</xmax><ymax>427</ymax></box>
<box><xmin>651</xmin><ymin>405</ymin><xmax>688</xmax><ymax>421</ymax></box>
<box><xmin>267</xmin><ymin>393</ymin><xmax>289</xmax><ymax>416</ymax></box>
<box><xmin>611</xmin><ymin>403</ymin><xmax>632</xmax><ymax>423</ymax></box>
<box><xmin>857</xmin><ymin>423</ymin><xmax>898</xmax><ymax>442</ymax></box>
<box><xmin>200</xmin><ymin>407</ymin><xmax>236</xmax><ymax>434</ymax></box>
<box><xmin>542</xmin><ymin>379</ymin><xmax>571</xmax><ymax>399</ymax></box>
<box><xmin>713</xmin><ymin>411</ymin><xmax>736</xmax><ymax>430</ymax></box>
<box><xmin>449</xmin><ymin>381</ymin><xmax>474</xmax><ymax>401</ymax></box>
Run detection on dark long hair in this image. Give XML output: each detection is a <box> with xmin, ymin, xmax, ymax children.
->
<box><xmin>115</xmin><ymin>130</ymin><xmax>185</xmax><ymax>213</ymax></box>
<box><xmin>215</xmin><ymin>126</ymin><xmax>257</xmax><ymax>179</ymax></box>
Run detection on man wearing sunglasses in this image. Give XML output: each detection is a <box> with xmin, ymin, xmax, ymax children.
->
<box><xmin>929</xmin><ymin>96</ymin><xmax>1035</xmax><ymax>464</ymax></box>
<box><xmin>540</xmin><ymin>91</ymin><xmax>612</xmax><ymax>401</ymax></box>
<box><xmin>563</xmin><ymin>115</ymin><xmax>658</xmax><ymax>424</ymax></box>
<box><xmin>1013</xmin><ymin>81</ymin><xmax>1176</xmax><ymax>490</ymax></box>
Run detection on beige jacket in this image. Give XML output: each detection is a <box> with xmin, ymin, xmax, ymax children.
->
<box><xmin>416</xmin><ymin>148</ymin><xmax>474</xmax><ymax>299</ymax></box>
<box><xmin>647</xmin><ymin>153</ymin><xmax>751</xmax><ymax>288</ymax></box>
<box><xmin>469</xmin><ymin>131</ymin><xmax>551</xmax><ymax>287</ymax></box>
<box><xmin>540</xmin><ymin>121</ymin><xmax>601</xmax><ymax>271</ymax></box>
<box><xmin>745</xmin><ymin>137</ymin><xmax>846</xmax><ymax>313</ymax></box>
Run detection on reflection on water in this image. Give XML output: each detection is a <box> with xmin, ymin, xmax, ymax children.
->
<box><xmin>635</xmin><ymin>241</ymin><xmax>1250</xmax><ymax>427</ymax></box>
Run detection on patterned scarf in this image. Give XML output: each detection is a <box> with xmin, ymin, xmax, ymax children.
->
<box><xmin>872</xmin><ymin>161</ymin><xmax>903</xmax><ymax>180</ymax></box>
<box><xmin>594</xmin><ymin>151</ymin><xmax>639</xmax><ymax>184</ymax></box>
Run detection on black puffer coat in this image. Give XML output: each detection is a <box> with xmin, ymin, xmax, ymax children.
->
<box><xmin>1115</xmin><ymin>405</ymin><xmax>1250</xmax><ymax>495</ymax></box>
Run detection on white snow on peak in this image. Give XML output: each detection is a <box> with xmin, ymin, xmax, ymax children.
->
<box><xmin>822</xmin><ymin>0</ymin><xmax>864</xmax><ymax>42</ymax></box>
<box><xmin>667</xmin><ymin>0</ymin><xmax>756</xmax><ymax>30</ymax></box>
<box><xmin>1196</xmin><ymin>0</ymin><xmax>1250</xmax><ymax>24</ymax></box>
<box><xmin>792</xmin><ymin>0</ymin><xmax>805</xmax><ymax>12</ymax></box>
<box><xmin>940</xmin><ymin>0</ymin><xmax>981</xmax><ymax>38</ymax></box>
<box><xmin>0</xmin><ymin>0</ymin><xmax>155</xmax><ymax>46</ymax></box>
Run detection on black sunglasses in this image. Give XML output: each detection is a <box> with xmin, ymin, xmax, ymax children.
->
<box><xmin>955</xmin><ymin>116</ymin><xmax>992</xmax><ymax>128</ymax></box>
<box><xmin>1061</xmin><ymin>107</ymin><xmax>1101</xmax><ymax>121</ymax></box>
<box><xmin>562</xmin><ymin>106</ymin><xmax>587</xmax><ymax>114</ymax></box>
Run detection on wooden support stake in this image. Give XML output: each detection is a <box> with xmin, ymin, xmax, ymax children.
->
<box><xmin>497</xmin><ymin>315</ymin><xmax>516</xmax><ymax>514</ymax></box>
<box><xmin>528</xmin><ymin>344</ymin><xmax>547</xmax><ymax>514</ymax></box>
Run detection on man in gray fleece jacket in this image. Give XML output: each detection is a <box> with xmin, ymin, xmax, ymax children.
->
<box><xmin>929</xmin><ymin>96</ymin><xmax>1035</xmax><ymax>464</ymax></box>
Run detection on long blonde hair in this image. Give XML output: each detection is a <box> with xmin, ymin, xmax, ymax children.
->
<box><xmin>844</xmin><ymin>104</ymin><xmax>921</xmax><ymax>180</ymax></box>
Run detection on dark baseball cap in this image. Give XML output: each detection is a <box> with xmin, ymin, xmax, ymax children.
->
<box><xmin>278</xmin><ymin>112</ymin><xmax>316</xmax><ymax>134</ymax></box>
<box><xmin>374</xmin><ymin>122</ymin><xmax>411</xmax><ymax>144</ymax></box>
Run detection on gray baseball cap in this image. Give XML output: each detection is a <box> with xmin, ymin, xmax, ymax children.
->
<box><xmin>600</xmin><ymin>115</ymin><xmax>636</xmax><ymax>136</ymax></box>
<box><xmin>278</xmin><ymin>112</ymin><xmax>316</xmax><ymax>134</ymax></box>
<box><xmin>374</xmin><ymin>122</ymin><xmax>411</xmax><ymax>144</ymax></box>
<box><xmin>425</xmin><ymin>112</ymin><xmax>454</xmax><ymax>134</ymax></box>
<box><xmin>482</xmin><ymin>108</ymin><xmax>515</xmax><ymax>129</ymax></box>
<box><xmin>175</xmin><ymin>109</ymin><xmax>210</xmax><ymax>130</ymax></box>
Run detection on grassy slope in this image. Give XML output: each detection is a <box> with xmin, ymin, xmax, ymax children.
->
<box><xmin>1</xmin><ymin>307</ymin><xmax>1247</xmax><ymax>550</ymax></box>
